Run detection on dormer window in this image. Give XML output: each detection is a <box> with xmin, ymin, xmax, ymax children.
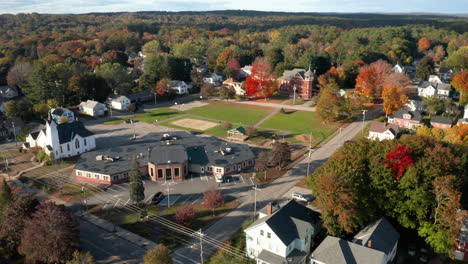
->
<box><xmin>403</xmin><ymin>113</ymin><xmax>412</xmax><ymax>120</ymax></box>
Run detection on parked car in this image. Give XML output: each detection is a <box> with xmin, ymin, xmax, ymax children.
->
<box><xmin>292</xmin><ymin>192</ymin><xmax>312</xmax><ymax>202</ymax></box>
<box><xmin>151</xmin><ymin>192</ymin><xmax>164</xmax><ymax>204</ymax></box>
<box><xmin>215</xmin><ymin>175</ymin><xmax>224</xmax><ymax>183</ymax></box>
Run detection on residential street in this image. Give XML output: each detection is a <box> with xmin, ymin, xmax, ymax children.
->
<box><xmin>171</xmin><ymin>106</ymin><xmax>383</xmax><ymax>263</ymax></box>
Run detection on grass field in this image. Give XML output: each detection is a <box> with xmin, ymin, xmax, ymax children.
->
<box><xmin>184</xmin><ymin>101</ymin><xmax>273</xmax><ymax>124</ymax></box>
<box><xmin>104</xmin><ymin>107</ymin><xmax>181</xmax><ymax>125</ymax></box>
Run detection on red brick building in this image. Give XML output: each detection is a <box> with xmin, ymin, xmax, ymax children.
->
<box><xmin>278</xmin><ymin>68</ymin><xmax>318</xmax><ymax>99</ymax></box>
<box><xmin>388</xmin><ymin>110</ymin><xmax>423</xmax><ymax>130</ymax></box>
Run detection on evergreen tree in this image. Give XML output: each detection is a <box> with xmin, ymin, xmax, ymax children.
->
<box><xmin>129</xmin><ymin>156</ymin><xmax>145</xmax><ymax>204</ymax></box>
<box><xmin>416</xmin><ymin>56</ymin><xmax>434</xmax><ymax>81</ymax></box>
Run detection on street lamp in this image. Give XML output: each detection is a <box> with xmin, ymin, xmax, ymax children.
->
<box><xmin>293</xmin><ymin>85</ymin><xmax>297</xmax><ymax>105</ymax></box>
<box><xmin>154</xmin><ymin>92</ymin><xmax>157</xmax><ymax>105</ymax></box>
<box><xmin>361</xmin><ymin>110</ymin><xmax>368</xmax><ymax>133</ymax></box>
<box><xmin>11</xmin><ymin>121</ymin><xmax>17</xmax><ymax>147</ymax></box>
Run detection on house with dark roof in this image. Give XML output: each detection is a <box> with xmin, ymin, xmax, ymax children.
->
<box><xmin>430</xmin><ymin>116</ymin><xmax>452</xmax><ymax>130</ymax></box>
<box><xmin>454</xmin><ymin>211</ymin><xmax>468</xmax><ymax>261</ymax></box>
<box><xmin>388</xmin><ymin>110</ymin><xmax>423</xmax><ymax>130</ymax></box>
<box><xmin>127</xmin><ymin>90</ymin><xmax>154</xmax><ymax>103</ymax></box>
<box><xmin>74</xmin><ymin>131</ymin><xmax>255</xmax><ymax>185</ymax></box>
<box><xmin>23</xmin><ymin>120</ymin><xmax>96</xmax><ymax>159</ymax></box>
<box><xmin>245</xmin><ymin>200</ymin><xmax>321</xmax><ymax>264</ymax></box>
<box><xmin>0</xmin><ymin>85</ymin><xmax>18</xmax><ymax>99</ymax></box>
<box><xmin>368</xmin><ymin>122</ymin><xmax>399</xmax><ymax>141</ymax></box>
<box><xmin>278</xmin><ymin>68</ymin><xmax>318</xmax><ymax>99</ymax></box>
<box><xmin>311</xmin><ymin>218</ymin><xmax>399</xmax><ymax>264</ymax></box>
<box><xmin>51</xmin><ymin>107</ymin><xmax>75</xmax><ymax>124</ymax></box>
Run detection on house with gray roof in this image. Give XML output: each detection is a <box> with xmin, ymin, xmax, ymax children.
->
<box><xmin>418</xmin><ymin>81</ymin><xmax>452</xmax><ymax>99</ymax></box>
<box><xmin>311</xmin><ymin>218</ymin><xmax>399</xmax><ymax>264</ymax></box>
<box><xmin>430</xmin><ymin>116</ymin><xmax>452</xmax><ymax>130</ymax></box>
<box><xmin>75</xmin><ymin>131</ymin><xmax>255</xmax><ymax>185</ymax></box>
<box><xmin>368</xmin><ymin>122</ymin><xmax>399</xmax><ymax>141</ymax></box>
<box><xmin>80</xmin><ymin>100</ymin><xmax>107</xmax><ymax>117</ymax></box>
<box><xmin>388</xmin><ymin>110</ymin><xmax>423</xmax><ymax>130</ymax></box>
<box><xmin>245</xmin><ymin>200</ymin><xmax>321</xmax><ymax>264</ymax></box>
<box><xmin>0</xmin><ymin>85</ymin><xmax>18</xmax><ymax>99</ymax></box>
<box><xmin>108</xmin><ymin>95</ymin><xmax>131</xmax><ymax>111</ymax></box>
<box><xmin>51</xmin><ymin>107</ymin><xmax>75</xmax><ymax>124</ymax></box>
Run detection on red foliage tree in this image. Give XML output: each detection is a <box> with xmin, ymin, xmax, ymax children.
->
<box><xmin>355</xmin><ymin>59</ymin><xmax>392</xmax><ymax>98</ymax></box>
<box><xmin>156</xmin><ymin>78</ymin><xmax>171</xmax><ymax>97</ymax></box>
<box><xmin>245</xmin><ymin>57</ymin><xmax>276</xmax><ymax>99</ymax></box>
<box><xmin>418</xmin><ymin>37</ymin><xmax>431</xmax><ymax>53</ymax></box>
<box><xmin>383</xmin><ymin>145</ymin><xmax>414</xmax><ymax>180</ymax></box>
<box><xmin>451</xmin><ymin>71</ymin><xmax>468</xmax><ymax>105</ymax></box>
<box><xmin>226</xmin><ymin>58</ymin><xmax>241</xmax><ymax>79</ymax></box>
<box><xmin>203</xmin><ymin>187</ymin><xmax>224</xmax><ymax>215</ymax></box>
<box><xmin>174</xmin><ymin>206</ymin><xmax>195</xmax><ymax>228</ymax></box>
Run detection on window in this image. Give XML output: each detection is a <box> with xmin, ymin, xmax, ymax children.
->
<box><xmin>150</xmin><ymin>168</ymin><xmax>154</xmax><ymax>176</ymax></box>
<box><xmin>77</xmin><ymin>171</ymin><xmax>82</xmax><ymax>176</ymax></box>
<box><xmin>123</xmin><ymin>172</ymin><xmax>128</xmax><ymax>178</ymax></box>
<box><xmin>75</xmin><ymin>138</ymin><xmax>80</xmax><ymax>149</ymax></box>
<box><xmin>60</xmin><ymin>146</ymin><xmax>63</xmax><ymax>153</ymax></box>
<box><xmin>84</xmin><ymin>138</ymin><xmax>87</xmax><ymax>146</ymax></box>
<box><xmin>260</xmin><ymin>230</ymin><xmax>264</xmax><ymax>236</ymax></box>
<box><xmin>158</xmin><ymin>169</ymin><xmax>163</xmax><ymax>178</ymax></box>
<box><xmin>95</xmin><ymin>174</ymin><xmax>100</xmax><ymax>179</ymax></box>
<box><xmin>174</xmin><ymin>168</ymin><xmax>180</xmax><ymax>177</ymax></box>
<box><xmin>67</xmin><ymin>144</ymin><xmax>70</xmax><ymax>151</ymax></box>
<box><xmin>216</xmin><ymin>168</ymin><xmax>222</xmax><ymax>173</ymax></box>
<box><xmin>86</xmin><ymin>173</ymin><xmax>91</xmax><ymax>178</ymax></box>
<box><xmin>113</xmin><ymin>175</ymin><xmax>119</xmax><ymax>181</ymax></box>
<box><xmin>267</xmin><ymin>232</ymin><xmax>271</xmax><ymax>238</ymax></box>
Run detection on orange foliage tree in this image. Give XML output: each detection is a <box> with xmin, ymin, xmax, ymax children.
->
<box><xmin>451</xmin><ymin>71</ymin><xmax>468</xmax><ymax>105</ymax></box>
<box><xmin>382</xmin><ymin>73</ymin><xmax>411</xmax><ymax>116</ymax></box>
<box><xmin>418</xmin><ymin>37</ymin><xmax>431</xmax><ymax>53</ymax></box>
<box><xmin>245</xmin><ymin>57</ymin><xmax>276</xmax><ymax>99</ymax></box>
<box><xmin>355</xmin><ymin>59</ymin><xmax>392</xmax><ymax>98</ymax></box>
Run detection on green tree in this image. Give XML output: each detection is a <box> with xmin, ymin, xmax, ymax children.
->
<box><xmin>33</xmin><ymin>103</ymin><xmax>50</xmax><ymax>119</ymax></box>
<box><xmin>95</xmin><ymin>63</ymin><xmax>132</xmax><ymax>95</ymax></box>
<box><xmin>219</xmin><ymin>85</ymin><xmax>236</xmax><ymax>100</ymax></box>
<box><xmin>422</xmin><ymin>96</ymin><xmax>444</xmax><ymax>116</ymax></box>
<box><xmin>129</xmin><ymin>156</ymin><xmax>145</xmax><ymax>204</ymax></box>
<box><xmin>316</xmin><ymin>80</ymin><xmax>345</xmax><ymax>121</ymax></box>
<box><xmin>66</xmin><ymin>251</ymin><xmax>96</xmax><ymax>264</ymax></box>
<box><xmin>443</xmin><ymin>46</ymin><xmax>468</xmax><ymax>71</ymax></box>
<box><xmin>142</xmin><ymin>40</ymin><xmax>162</xmax><ymax>56</ymax></box>
<box><xmin>143</xmin><ymin>244</ymin><xmax>173</xmax><ymax>264</ymax></box>
<box><xmin>416</xmin><ymin>56</ymin><xmax>434</xmax><ymax>81</ymax></box>
<box><xmin>172</xmin><ymin>39</ymin><xmax>205</xmax><ymax>61</ymax></box>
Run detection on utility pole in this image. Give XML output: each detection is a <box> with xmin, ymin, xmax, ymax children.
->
<box><xmin>253</xmin><ymin>185</ymin><xmax>259</xmax><ymax>216</ymax></box>
<box><xmin>361</xmin><ymin>110</ymin><xmax>368</xmax><ymax>133</ymax></box>
<box><xmin>199</xmin><ymin>229</ymin><xmax>204</xmax><ymax>264</ymax></box>
<box><xmin>293</xmin><ymin>85</ymin><xmax>297</xmax><ymax>105</ymax></box>
<box><xmin>306</xmin><ymin>132</ymin><xmax>312</xmax><ymax>177</ymax></box>
<box><xmin>11</xmin><ymin>121</ymin><xmax>17</xmax><ymax>147</ymax></box>
<box><xmin>131</xmin><ymin>119</ymin><xmax>136</xmax><ymax>140</ymax></box>
<box><xmin>154</xmin><ymin>92</ymin><xmax>157</xmax><ymax>105</ymax></box>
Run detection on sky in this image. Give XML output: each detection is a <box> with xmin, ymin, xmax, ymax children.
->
<box><xmin>1</xmin><ymin>0</ymin><xmax>468</xmax><ymax>14</ymax></box>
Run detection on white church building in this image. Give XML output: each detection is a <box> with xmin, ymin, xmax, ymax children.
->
<box><xmin>23</xmin><ymin>120</ymin><xmax>96</xmax><ymax>159</ymax></box>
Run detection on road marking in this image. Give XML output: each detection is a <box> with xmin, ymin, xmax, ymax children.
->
<box><xmin>145</xmin><ymin>194</ymin><xmax>155</xmax><ymax>204</ymax></box>
<box><xmin>123</xmin><ymin>198</ymin><xmax>131</xmax><ymax>206</ymax></box>
<box><xmin>173</xmin><ymin>252</ymin><xmax>200</xmax><ymax>264</ymax></box>
<box><xmin>81</xmin><ymin>239</ymin><xmax>132</xmax><ymax>264</ymax></box>
<box><xmin>113</xmin><ymin>198</ymin><xmax>120</xmax><ymax>208</ymax></box>
<box><xmin>192</xmin><ymin>197</ymin><xmax>201</xmax><ymax>204</ymax></box>
<box><xmin>249</xmin><ymin>177</ymin><xmax>254</xmax><ymax>186</ymax></box>
<box><xmin>241</xmin><ymin>176</ymin><xmax>245</xmax><ymax>183</ymax></box>
<box><xmin>102</xmin><ymin>200</ymin><xmax>111</xmax><ymax>209</ymax></box>
<box><xmin>181</xmin><ymin>195</ymin><xmax>193</xmax><ymax>204</ymax></box>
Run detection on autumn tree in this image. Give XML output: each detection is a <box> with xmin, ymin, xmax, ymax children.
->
<box><xmin>270</xmin><ymin>141</ymin><xmax>290</xmax><ymax>168</ymax></box>
<box><xmin>245</xmin><ymin>57</ymin><xmax>277</xmax><ymax>100</ymax></box>
<box><xmin>203</xmin><ymin>188</ymin><xmax>224</xmax><ymax>215</ymax></box>
<box><xmin>215</xmin><ymin>48</ymin><xmax>237</xmax><ymax>73</ymax></box>
<box><xmin>219</xmin><ymin>85</ymin><xmax>236</xmax><ymax>100</ymax></box>
<box><xmin>129</xmin><ymin>156</ymin><xmax>145</xmax><ymax>204</ymax></box>
<box><xmin>226</xmin><ymin>58</ymin><xmax>241</xmax><ymax>79</ymax></box>
<box><xmin>66</xmin><ymin>251</ymin><xmax>96</xmax><ymax>264</ymax></box>
<box><xmin>382</xmin><ymin>73</ymin><xmax>411</xmax><ymax>116</ymax></box>
<box><xmin>190</xmin><ymin>68</ymin><xmax>204</xmax><ymax>90</ymax></box>
<box><xmin>174</xmin><ymin>206</ymin><xmax>195</xmax><ymax>228</ymax></box>
<box><xmin>418</xmin><ymin>37</ymin><xmax>431</xmax><ymax>53</ymax></box>
<box><xmin>316</xmin><ymin>80</ymin><xmax>345</xmax><ymax>121</ymax></box>
<box><xmin>383</xmin><ymin>145</ymin><xmax>414</xmax><ymax>180</ymax></box>
<box><xmin>255</xmin><ymin>151</ymin><xmax>269</xmax><ymax>181</ymax></box>
<box><xmin>200</xmin><ymin>83</ymin><xmax>214</xmax><ymax>98</ymax></box>
<box><xmin>433</xmin><ymin>45</ymin><xmax>446</xmax><ymax>63</ymax></box>
<box><xmin>7</xmin><ymin>62</ymin><xmax>32</xmax><ymax>87</ymax></box>
<box><xmin>19</xmin><ymin>202</ymin><xmax>79</xmax><ymax>263</ymax></box>
<box><xmin>355</xmin><ymin>59</ymin><xmax>392</xmax><ymax>98</ymax></box>
<box><xmin>451</xmin><ymin>71</ymin><xmax>468</xmax><ymax>105</ymax></box>
<box><xmin>0</xmin><ymin>179</ymin><xmax>13</xmax><ymax>218</ymax></box>
<box><xmin>416</xmin><ymin>56</ymin><xmax>434</xmax><ymax>81</ymax></box>
<box><xmin>155</xmin><ymin>78</ymin><xmax>171</xmax><ymax>97</ymax></box>
<box><xmin>143</xmin><ymin>244</ymin><xmax>173</xmax><ymax>264</ymax></box>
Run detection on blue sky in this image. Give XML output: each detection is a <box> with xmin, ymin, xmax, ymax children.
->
<box><xmin>1</xmin><ymin>0</ymin><xmax>467</xmax><ymax>14</ymax></box>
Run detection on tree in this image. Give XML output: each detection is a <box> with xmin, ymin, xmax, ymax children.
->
<box><xmin>19</xmin><ymin>202</ymin><xmax>79</xmax><ymax>264</ymax></box>
<box><xmin>143</xmin><ymin>244</ymin><xmax>173</xmax><ymax>264</ymax></box>
<box><xmin>155</xmin><ymin>78</ymin><xmax>171</xmax><ymax>97</ymax></box>
<box><xmin>142</xmin><ymin>40</ymin><xmax>162</xmax><ymax>56</ymax></box>
<box><xmin>0</xmin><ymin>195</ymin><xmax>39</xmax><ymax>256</ymax></box>
<box><xmin>245</xmin><ymin>124</ymin><xmax>257</xmax><ymax>137</ymax></box>
<box><xmin>66</xmin><ymin>251</ymin><xmax>96</xmax><ymax>264</ymax></box>
<box><xmin>127</xmin><ymin>103</ymin><xmax>137</xmax><ymax>113</ymax></box>
<box><xmin>129</xmin><ymin>156</ymin><xmax>145</xmax><ymax>204</ymax></box>
<box><xmin>222</xmin><ymin>121</ymin><xmax>232</xmax><ymax>130</ymax></box>
<box><xmin>0</xmin><ymin>179</ymin><xmax>13</xmax><ymax>218</ymax></box>
<box><xmin>423</xmin><ymin>96</ymin><xmax>444</xmax><ymax>116</ymax></box>
<box><xmin>3</xmin><ymin>100</ymin><xmax>33</xmax><ymax>121</ymax></box>
<box><xmin>219</xmin><ymin>85</ymin><xmax>236</xmax><ymax>100</ymax></box>
<box><xmin>355</xmin><ymin>59</ymin><xmax>392</xmax><ymax>98</ymax></box>
<box><xmin>3</xmin><ymin>100</ymin><xmax>18</xmax><ymax>119</ymax></box>
<box><xmin>7</xmin><ymin>62</ymin><xmax>33</xmax><ymax>87</ymax></box>
<box><xmin>33</xmin><ymin>103</ymin><xmax>50</xmax><ymax>119</ymax></box>
<box><xmin>443</xmin><ymin>46</ymin><xmax>468</xmax><ymax>71</ymax></box>
<box><xmin>174</xmin><ymin>206</ymin><xmax>195</xmax><ymax>228</ymax></box>
<box><xmin>173</xmin><ymin>39</ymin><xmax>205</xmax><ymax>61</ymax></box>
<box><xmin>316</xmin><ymin>80</ymin><xmax>345</xmax><ymax>121</ymax></box>
<box><xmin>418</xmin><ymin>37</ymin><xmax>431</xmax><ymax>53</ymax></box>
<box><xmin>255</xmin><ymin>151</ymin><xmax>269</xmax><ymax>181</ymax></box>
<box><xmin>226</xmin><ymin>58</ymin><xmax>241</xmax><ymax>79</ymax></box>
<box><xmin>383</xmin><ymin>145</ymin><xmax>414</xmax><ymax>180</ymax></box>
<box><xmin>270</xmin><ymin>141</ymin><xmax>290</xmax><ymax>168</ymax></box>
<box><xmin>215</xmin><ymin>48</ymin><xmax>237</xmax><ymax>73</ymax></box>
<box><xmin>416</xmin><ymin>56</ymin><xmax>434</xmax><ymax>81</ymax></box>
<box><xmin>203</xmin><ymin>188</ymin><xmax>224</xmax><ymax>215</ymax></box>
<box><xmin>433</xmin><ymin>45</ymin><xmax>446</xmax><ymax>63</ymax></box>
<box><xmin>382</xmin><ymin>73</ymin><xmax>410</xmax><ymax>116</ymax></box>
<box><xmin>200</xmin><ymin>83</ymin><xmax>214</xmax><ymax>98</ymax></box>
<box><xmin>95</xmin><ymin>63</ymin><xmax>132</xmax><ymax>95</ymax></box>
<box><xmin>190</xmin><ymin>68</ymin><xmax>204</xmax><ymax>90</ymax></box>
<box><xmin>451</xmin><ymin>71</ymin><xmax>468</xmax><ymax>105</ymax></box>
<box><xmin>245</xmin><ymin>57</ymin><xmax>277</xmax><ymax>100</ymax></box>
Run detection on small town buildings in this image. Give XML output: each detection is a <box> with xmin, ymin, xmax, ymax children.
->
<box><xmin>388</xmin><ymin>110</ymin><xmax>423</xmax><ymax>130</ymax></box>
<box><xmin>74</xmin><ymin>131</ymin><xmax>255</xmax><ymax>185</ymax></box>
<box><xmin>278</xmin><ymin>68</ymin><xmax>318</xmax><ymax>99</ymax></box>
<box><xmin>405</xmin><ymin>99</ymin><xmax>425</xmax><ymax>112</ymax></box>
<box><xmin>227</xmin><ymin>126</ymin><xmax>248</xmax><ymax>141</ymax></box>
<box><xmin>439</xmin><ymin>67</ymin><xmax>453</xmax><ymax>81</ymax></box>
<box><xmin>310</xmin><ymin>218</ymin><xmax>399</xmax><ymax>264</ymax></box>
<box><xmin>128</xmin><ymin>90</ymin><xmax>154</xmax><ymax>103</ymax></box>
<box><xmin>428</xmin><ymin>75</ymin><xmax>443</xmax><ymax>83</ymax></box>
<box><xmin>417</xmin><ymin>81</ymin><xmax>452</xmax><ymax>98</ymax></box>
<box><xmin>79</xmin><ymin>100</ymin><xmax>107</xmax><ymax>117</ymax></box>
<box><xmin>203</xmin><ymin>73</ymin><xmax>223</xmax><ymax>86</ymax></box>
<box><xmin>241</xmin><ymin>65</ymin><xmax>252</xmax><ymax>77</ymax></box>
<box><xmin>108</xmin><ymin>95</ymin><xmax>131</xmax><ymax>111</ymax></box>
<box><xmin>367</xmin><ymin>122</ymin><xmax>399</xmax><ymax>141</ymax></box>
<box><xmin>0</xmin><ymin>85</ymin><xmax>19</xmax><ymax>99</ymax></box>
<box><xmin>458</xmin><ymin>105</ymin><xmax>468</xmax><ymax>125</ymax></box>
<box><xmin>392</xmin><ymin>64</ymin><xmax>415</xmax><ymax>77</ymax></box>
<box><xmin>223</xmin><ymin>78</ymin><xmax>245</xmax><ymax>95</ymax></box>
<box><xmin>170</xmin><ymin>80</ymin><xmax>189</xmax><ymax>94</ymax></box>
<box><xmin>23</xmin><ymin>120</ymin><xmax>96</xmax><ymax>159</ymax></box>
<box><xmin>51</xmin><ymin>107</ymin><xmax>75</xmax><ymax>124</ymax></box>
<box><xmin>392</xmin><ymin>64</ymin><xmax>404</xmax><ymax>73</ymax></box>
<box><xmin>454</xmin><ymin>212</ymin><xmax>468</xmax><ymax>261</ymax></box>
<box><xmin>245</xmin><ymin>200</ymin><xmax>321</xmax><ymax>264</ymax></box>
<box><xmin>430</xmin><ymin>116</ymin><xmax>452</xmax><ymax>130</ymax></box>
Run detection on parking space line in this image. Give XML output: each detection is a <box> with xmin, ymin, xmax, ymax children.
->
<box><xmin>241</xmin><ymin>176</ymin><xmax>245</xmax><ymax>183</ymax></box>
<box><xmin>102</xmin><ymin>200</ymin><xmax>111</xmax><ymax>209</ymax></box>
<box><xmin>145</xmin><ymin>194</ymin><xmax>155</xmax><ymax>204</ymax></box>
<box><xmin>181</xmin><ymin>195</ymin><xmax>193</xmax><ymax>204</ymax></box>
<box><xmin>192</xmin><ymin>197</ymin><xmax>201</xmax><ymax>204</ymax></box>
<box><xmin>123</xmin><ymin>198</ymin><xmax>131</xmax><ymax>206</ymax></box>
<box><xmin>249</xmin><ymin>177</ymin><xmax>254</xmax><ymax>186</ymax></box>
<box><xmin>113</xmin><ymin>198</ymin><xmax>120</xmax><ymax>208</ymax></box>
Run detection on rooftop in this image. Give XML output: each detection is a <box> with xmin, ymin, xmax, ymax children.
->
<box><xmin>391</xmin><ymin>110</ymin><xmax>422</xmax><ymax>122</ymax></box>
<box><xmin>352</xmin><ymin>217</ymin><xmax>400</xmax><ymax>256</ymax></box>
<box><xmin>430</xmin><ymin>116</ymin><xmax>452</xmax><ymax>125</ymax></box>
<box><xmin>368</xmin><ymin>121</ymin><xmax>399</xmax><ymax>135</ymax></box>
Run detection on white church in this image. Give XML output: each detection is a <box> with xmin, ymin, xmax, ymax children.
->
<box><xmin>23</xmin><ymin>119</ymin><xmax>96</xmax><ymax>160</ymax></box>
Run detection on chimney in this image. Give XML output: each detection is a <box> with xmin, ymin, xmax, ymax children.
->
<box><xmin>367</xmin><ymin>240</ymin><xmax>372</xmax><ymax>248</ymax></box>
<box><xmin>267</xmin><ymin>203</ymin><xmax>273</xmax><ymax>215</ymax></box>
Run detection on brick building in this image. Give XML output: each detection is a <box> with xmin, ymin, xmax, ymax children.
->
<box><xmin>278</xmin><ymin>68</ymin><xmax>318</xmax><ymax>99</ymax></box>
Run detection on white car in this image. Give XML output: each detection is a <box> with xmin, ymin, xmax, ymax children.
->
<box><xmin>292</xmin><ymin>192</ymin><xmax>312</xmax><ymax>202</ymax></box>
<box><xmin>215</xmin><ymin>175</ymin><xmax>224</xmax><ymax>183</ymax></box>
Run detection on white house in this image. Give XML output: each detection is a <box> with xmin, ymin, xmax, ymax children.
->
<box><xmin>245</xmin><ymin>200</ymin><xmax>321</xmax><ymax>264</ymax></box>
<box><xmin>23</xmin><ymin>120</ymin><xmax>96</xmax><ymax>159</ymax></box>
<box><xmin>458</xmin><ymin>105</ymin><xmax>468</xmax><ymax>125</ymax></box>
<box><xmin>170</xmin><ymin>80</ymin><xmax>189</xmax><ymax>94</ymax></box>
<box><xmin>241</xmin><ymin>65</ymin><xmax>253</xmax><ymax>77</ymax></box>
<box><xmin>108</xmin><ymin>95</ymin><xmax>131</xmax><ymax>111</ymax></box>
<box><xmin>428</xmin><ymin>75</ymin><xmax>443</xmax><ymax>83</ymax></box>
<box><xmin>79</xmin><ymin>100</ymin><xmax>107</xmax><ymax>117</ymax></box>
<box><xmin>418</xmin><ymin>81</ymin><xmax>452</xmax><ymax>98</ymax></box>
<box><xmin>203</xmin><ymin>73</ymin><xmax>223</xmax><ymax>85</ymax></box>
<box><xmin>368</xmin><ymin>122</ymin><xmax>399</xmax><ymax>141</ymax></box>
<box><xmin>311</xmin><ymin>218</ymin><xmax>399</xmax><ymax>264</ymax></box>
<box><xmin>405</xmin><ymin>99</ymin><xmax>424</xmax><ymax>112</ymax></box>
<box><xmin>51</xmin><ymin>107</ymin><xmax>75</xmax><ymax>124</ymax></box>
<box><xmin>223</xmin><ymin>78</ymin><xmax>245</xmax><ymax>95</ymax></box>
<box><xmin>392</xmin><ymin>64</ymin><xmax>404</xmax><ymax>73</ymax></box>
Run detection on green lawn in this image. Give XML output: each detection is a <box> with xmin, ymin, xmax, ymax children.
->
<box><xmin>261</xmin><ymin>109</ymin><xmax>338</xmax><ymax>140</ymax></box>
<box><xmin>104</xmin><ymin>107</ymin><xmax>181</xmax><ymax>125</ymax></box>
<box><xmin>184</xmin><ymin>101</ymin><xmax>273</xmax><ymax>124</ymax></box>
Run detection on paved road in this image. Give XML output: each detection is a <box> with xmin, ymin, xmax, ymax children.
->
<box><xmin>171</xmin><ymin>106</ymin><xmax>383</xmax><ymax>263</ymax></box>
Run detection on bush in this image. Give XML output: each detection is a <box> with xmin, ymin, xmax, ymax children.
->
<box><xmin>280</xmin><ymin>108</ymin><xmax>286</xmax><ymax>114</ymax></box>
<box><xmin>222</xmin><ymin>121</ymin><xmax>232</xmax><ymax>130</ymax></box>
<box><xmin>174</xmin><ymin>206</ymin><xmax>195</xmax><ymax>228</ymax></box>
<box><xmin>246</xmin><ymin>125</ymin><xmax>257</xmax><ymax>137</ymax></box>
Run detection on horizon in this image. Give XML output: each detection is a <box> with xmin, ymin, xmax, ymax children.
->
<box><xmin>1</xmin><ymin>0</ymin><xmax>468</xmax><ymax>15</ymax></box>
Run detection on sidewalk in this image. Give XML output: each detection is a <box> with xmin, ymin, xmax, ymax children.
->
<box><xmin>211</xmin><ymin>97</ymin><xmax>316</xmax><ymax>112</ymax></box>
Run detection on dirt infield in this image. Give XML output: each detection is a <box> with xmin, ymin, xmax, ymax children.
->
<box><xmin>171</xmin><ymin>118</ymin><xmax>218</xmax><ymax>131</ymax></box>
